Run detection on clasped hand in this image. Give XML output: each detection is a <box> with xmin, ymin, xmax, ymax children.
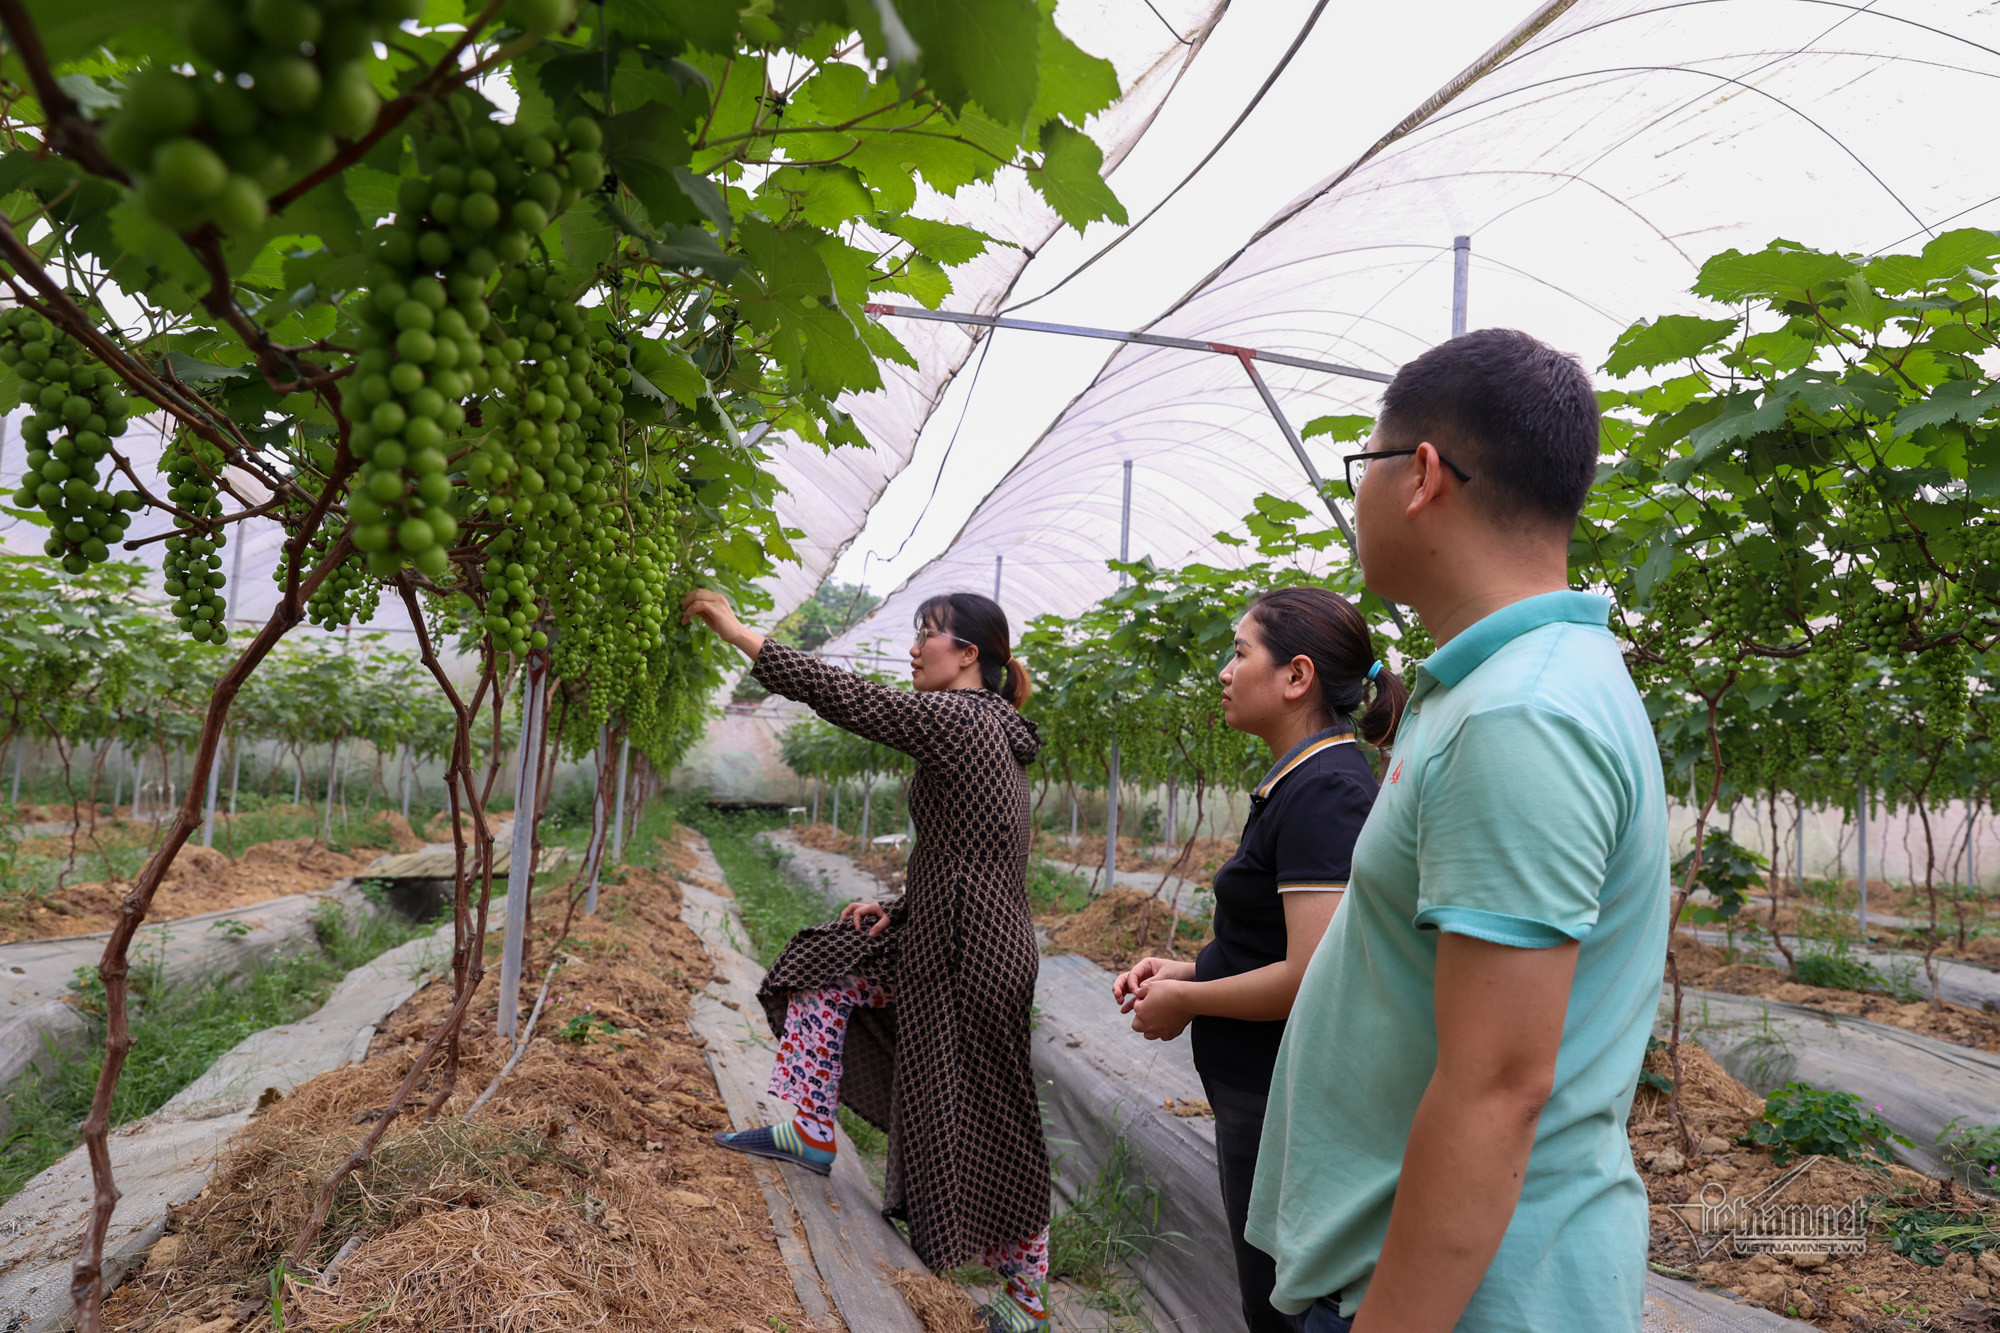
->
<box><xmin>1110</xmin><ymin>956</ymin><xmax>1198</xmax><ymax>1041</ymax></box>
<box><xmin>840</xmin><ymin>900</ymin><xmax>890</xmax><ymax>938</ymax></box>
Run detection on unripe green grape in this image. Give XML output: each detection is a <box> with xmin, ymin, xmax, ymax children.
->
<box><xmin>320</xmin><ymin>64</ymin><xmax>382</xmax><ymax>140</ymax></box>
<box><xmin>252</xmin><ymin>55</ymin><xmax>322</xmax><ymax>114</ymax></box>
<box><xmin>212</xmin><ymin>175</ymin><xmax>270</xmax><ymax>236</ymax></box>
<box><xmin>510</xmin><ymin>0</ymin><xmax>569</xmax><ymax>36</ymax></box>
<box><xmin>153</xmin><ymin>136</ymin><xmax>230</xmax><ymax>203</ymax></box>
<box><xmin>126</xmin><ymin>70</ymin><xmax>203</xmax><ymax>137</ymax></box>
<box><xmin>250</xmin><ymin>0</ymin><xmax>322</xmax><ymax>48</ymax></box>
<box><xmin>187</xmin><ymin>0</ymin><xmax>251</xmax><ymax>67</ymax></box>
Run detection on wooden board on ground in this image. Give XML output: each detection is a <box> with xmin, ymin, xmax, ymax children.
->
<box><xmin>678</xmin><ymin>834</ymin><xmax>929</xmax><ymax>1333</ymax></box>
<box><xmin>358</xmin><ymin>844</ymin><xmax>568</xmax><ymax>880</ymax></box>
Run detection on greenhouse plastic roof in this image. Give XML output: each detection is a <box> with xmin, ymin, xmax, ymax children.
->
<box><xmin>0</xmin><ymin>0</ymin><xmax>1229</xmax><ymax>642</ymax></box>
<box><xmin>820</xmin><ymin>0</ymin><xmax>2000</xmax><ymax>664</ymax></box>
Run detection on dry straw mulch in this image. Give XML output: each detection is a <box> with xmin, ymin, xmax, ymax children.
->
<box><xmin>105</xmin><ymin>838</ymin><xmax>819</xmax><ymax>1333</ymax></box>
<box><xmin>1635</xmin><ymin>1040</ymin><xmax>2000</xmax><ymax>1330</ymax></box>
<box><xmin>1039</xmin><ymin>886</ymin><xmax>1211</xmax><ymax>974</ymax></box>
<box><xmin>886</xmin><ymin>1267</ymin><xmax>984</xmax><ymax>1333</ymax></box>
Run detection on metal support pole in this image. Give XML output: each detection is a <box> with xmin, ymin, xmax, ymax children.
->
<box><xmin>1106</xmin><ymin>461</ymin><xmax>1132</xmax><ymax>895</ymax></box>
<box><xmin>9</xmin><ymin>739</ymin><xmax>21</xmax><ymax>807</ymax></box>
<box><xmin>202</xmin><ymin>538</ymin><xmax>248</xmax><ymax>848</ymax></box>
<box><xmin>1856</xmin><ymin>777</ymin><xmax>1868</xmax><ymax>939</ymax></box>
<box><xmin>201</xmin><ymin>742</ymin><xmax>223</xmax><ymax>847</ymax></box>
<box><xmin>811</xmin><ymin>777</ymin><xmax>820</xmax><ymax>827</ymax></box>
<box><xmin>1234</xmin><ymin>353</ymin><xmax>1408</xmax><ymax>633</ymax></box>
<box><xmin>862</xmin><ymin>784</ymin><xmax>873</xmax><ymax>843</ymax></box>
<box><xmin>398</xmin><ymin>742</ymin><xmax>412</xmax><ymax>820</ymax></box>
<box><xmin>228</xmin><ymin>734</ymin><xmax>243</xmax><ymax>816</ymax></box>
<box><xmin>863</xmin><ymin>302</ymin><xmax>1392</xmax><ymax>384</ymax></box>
<box><xmin>1451</xmin><ymin>234</ymin><xmax>1471</xmax><ymax>338</ymax></box>
<box><xmin>994</xmin><ymin>553</ymin><xmax>1003</xmax><ymax>602</ymax></box>
<box><xmin>611</xmin><ymin>734</ymin><xmax>631</xmax><ymax>860</ymax></box>
<box><xmin>1794</xmin><ymin>801</ymin><xmax>1805</xmax><ymax>900</ymax></box>
<box><xmin>585</xmin><ymin>726</ymin><xmax>609</xmax><ymax>914</ymax></box>
<box><xmin>322</xmin><ymin>737</ymin><xmax>340</xmax><ymax>845</ymax></box>
<box><xmin>498</xmin><ymin>656</ymin><xmax>549</xmax><ymax>1040</ymax></box>
<box><xmin>132</xmin><ymin>753</ymin><xmax>144</xmax><ymax>823</ymax></box>
<box><xmin>110</xmin><ymin>745</ymin><xmax>123</xmax><ymax>815</ymax></box>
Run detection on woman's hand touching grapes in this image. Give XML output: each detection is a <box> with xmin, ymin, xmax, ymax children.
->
<box><xmin>840</xmin><ymin>900</ymin><xmax>890</xmax><ymax>938</ymax></box>
<box><xmin>682</xmin><ymin>588</ymin><xmax>765</xmax><ymax>660</ymax></box>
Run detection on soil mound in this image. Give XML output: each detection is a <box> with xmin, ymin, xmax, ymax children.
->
<box><xmin>368</xmin><ymin>810</ymin><xmax>424</xmax><ymax>852</ymax></box>
<box><xmin>1635</xmin><ymin>1040</ymin><xmax>2000</xmax><ymax>1327</ymax></box>
<box><xmin>1040</xmin><ymin>887</ymin><xmax>1209</xmax><ymax>972</ymax></box>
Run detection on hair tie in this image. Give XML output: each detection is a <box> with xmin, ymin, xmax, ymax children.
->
<box><xmin>1367</xmin><ymin>660</ymin><xmax>1384</xmax><ymax>682</ymax></box>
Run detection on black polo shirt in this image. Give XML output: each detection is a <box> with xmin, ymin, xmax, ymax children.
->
<box><xmin>1191</xmin><ymin>726</ymin><xmax>1378</xmax><ymax>1093</ymax></box>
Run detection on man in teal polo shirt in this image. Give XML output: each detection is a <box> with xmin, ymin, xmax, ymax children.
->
<box><xmin>1247</xmin><ymin>328</ymin><xmax>1669</xmax><ymax>1332</ymax></box>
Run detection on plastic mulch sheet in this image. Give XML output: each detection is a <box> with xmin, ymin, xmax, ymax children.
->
<box><xmin>1668</xmin><ymin>986</ymin><xmax>2000</xmax><ymax>1177</ymax></box>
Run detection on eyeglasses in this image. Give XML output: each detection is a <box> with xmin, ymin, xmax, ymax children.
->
<box><xmin>913</xmin><ymin>625</ymin><xmax>973</xmax><ymax>651</ymax></box>
<box><xmin>1341</xmin><ymin>447</ymin><xmax>1473</xmax><ymax>493</ymax></box>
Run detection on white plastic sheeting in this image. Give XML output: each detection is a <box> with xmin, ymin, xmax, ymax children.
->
<box><xmin>0</xmin><ymin>0</ymin><xmax>1230</xmax><ymax>642</ymax></box>
<box><xmin>754</xmin><ymin>0</ymin><xmax>1232</xmax><ymax>626</ymax></box>
<box><xmin>821</xmin><ymin>0</ymin><xmax>2000</xmax><ymax>661</ymax></box>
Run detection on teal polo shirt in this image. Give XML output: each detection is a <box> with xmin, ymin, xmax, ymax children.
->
<box><xmin>1245</xmin><ymin>591</ymin><xmax>1669</xmax><ymax>1329</ymax></box>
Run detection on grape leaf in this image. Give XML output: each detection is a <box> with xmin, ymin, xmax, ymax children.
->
<box><xmin>561</xmin><ymin>198</ymin><xmax>618</xmax><ymax>271</ymax></box>
<box><xmin>1863</xmin><ymin>227</ymin><xmax>2000</xmax><ymax>294</ymax></box>
<box><xmin>1031</xmin><ymin>121</ymin><xmax>1125</xmax><ymax>233</ymax></box>
<box><xmin>630</xmin><ymin>338</ymin><xmax>706</xmax><ymax>408</ymax></box>
<box><xmin>1025</xmin><ymin>0</ymin><xmax>1118</xmax><ymax>134</ymax></box>
<box><xmin>20</xmin><ymin>0</ymin><xmax>196</xmax><ymax>62</ymax></box>
<box><xmin>1890</xmin><ymin>379</ymin><xmax>2000</xmax><ymax>438</ymax></box>
<box><xmin>1301</xmin><ymin>414</ymin><xmax>1374</xmax><ymax>443</ymax></box>
<box><xmin>1602</xmin><ymin>315</ymin><xmax>1740</xmax><ymax>376</ymax></box>
<box><xmin>1693</xmin><ymin>241</ymin><xmax>1859</xmax><ymax>303</ymax></box>
<box><xmin>603</xmin><ymin>100</ymin><xmax>695</xmax><ymax>225</ymax></box>
<box><xmin>880</xmin><ymin>215</ymin><xmax>993</xmax><ymax>266</ymax></box>
<box><xmin>897</xmin><ymin>0</ymin><xmax>1042</xmax><ymax>126</ymax></box>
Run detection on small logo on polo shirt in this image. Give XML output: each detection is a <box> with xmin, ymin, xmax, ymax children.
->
<box><xmin>1389</xmin><ymin>761</ymin><xmax>1403</xmax><ymax>785</ymax></box>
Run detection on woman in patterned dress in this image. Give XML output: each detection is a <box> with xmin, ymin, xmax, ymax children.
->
<box><xmin>682</xmin><ymin>587</ymin><xmax>1052</xmax><ymax>1333</ymax></box>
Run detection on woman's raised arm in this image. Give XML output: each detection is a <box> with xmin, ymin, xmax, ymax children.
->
<box><xmin>682</xmin><ymin>589</ymin><xmax>961</xmax><ymax>765</ymax></box>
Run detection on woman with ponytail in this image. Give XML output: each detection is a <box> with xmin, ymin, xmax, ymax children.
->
<box><xmin>682</xmin><ymin>588</ymin><xmax>1052</xmax><ymax>1332</ymax></box>
<box><xmin>1111</xmin><ymin>586</ymin><xmax>1406</xmax><ymax>1333</ymax></box>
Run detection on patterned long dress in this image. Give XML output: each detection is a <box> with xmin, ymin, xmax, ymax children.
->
<box><xmin>750</xmin><ymin>641</ymin><xmax>1050</xmax><ymax>1269</ymax></box>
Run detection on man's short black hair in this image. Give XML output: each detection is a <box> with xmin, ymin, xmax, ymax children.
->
<box><xmin>1376</xmin><ymin>328</ymin><xmax>1599</xmax><ymax>529</ymax></box>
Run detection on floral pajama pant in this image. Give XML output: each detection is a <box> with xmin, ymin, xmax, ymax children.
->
<box><xmin>768</xmin><ymin>977</ymin><xmax>1050</xmax><ymax>1315</ymax></box>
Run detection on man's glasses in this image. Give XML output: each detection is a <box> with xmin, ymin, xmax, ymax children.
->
<box><xmin>1341</xmin><ymin>447</ymin><xmax>1473</xmax><ymax>493</ymax></box>
<box><xmin>914</xmin><ymin>625</ymin><xmax>973</xmax><ymax>650</ymax></box>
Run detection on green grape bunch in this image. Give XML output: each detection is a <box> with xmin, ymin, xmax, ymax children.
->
<box><xmin>101</xmin><ymin>0</ymin><xmax>425</xmax><ymax>236</ymax></box>
<box><xmin>1917</xmin><ymin>639</ymin><xmax>1975</xmax><ymax>741</ymax></box>
<box><xmin>1964</xmin><ymin>524</ymin><xmax>2000</xmax><ymax>600</ymax></box>
<box><xmin>1850</xmin><ymin>585</ymin><xmax>1908</xmax><ymax>654</ymax></box>
<box><xmin>278</xmin><ymin>522</ymin><xmax>380</xmax><ymax>629</ymax></box>
<box><xmin>343</xmin><ymin>101</ymin><xmax>607</xmax><ymax>587</ymax></box>
<box><xmin>1719</xmin><ymin>569</ymin><xmax>1792</xmax><ymax>643</ymax></box>
<box><xmin>161</xmin><ymin>437</ymin><xmax>230</xmax><ymax>642</ymax></box>
<box><xmin>0</xmin><ymin>308</ymin><xmax>141</xmax><ymax>574</ymax></box>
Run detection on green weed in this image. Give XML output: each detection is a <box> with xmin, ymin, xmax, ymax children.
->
<box><xmin>1746</xmin><ymin>1082</ymin><xmax>1912</xmax><ymax>1172</ymax></box>
<box><xmin>1049</xmin><ymin>1135</ymin><xmax>1166</xmax><ymax>1319</ymax></box>
<box><xmin>682</xmin><ymin>806</ymin><xmax>829</xmax><ymax>966</ymax></box>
